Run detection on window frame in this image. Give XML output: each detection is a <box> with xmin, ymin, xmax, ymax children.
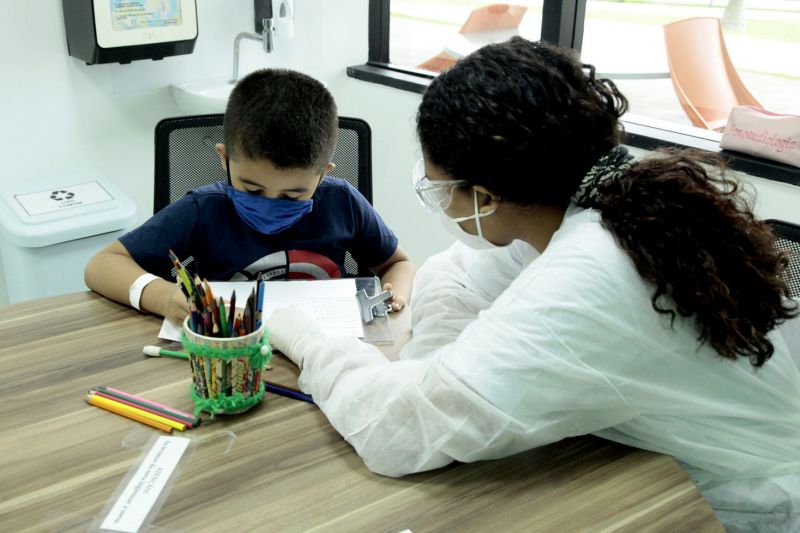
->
<box><xmin>346</xmin><ymin>0</ymin><xmax>799</xmax><ymax>186</ymax></box>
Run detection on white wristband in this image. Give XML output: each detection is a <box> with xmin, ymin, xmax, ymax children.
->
<box><xmin>129</xmin><ymin>273</ymin><xmax>159</xmax><ymax>311</ymax></box>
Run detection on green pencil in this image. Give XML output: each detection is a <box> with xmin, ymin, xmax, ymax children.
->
<box><xmin>143</xmin><ymin>345</ymin><xmax>189</xmax><ymax>360</ymax></box>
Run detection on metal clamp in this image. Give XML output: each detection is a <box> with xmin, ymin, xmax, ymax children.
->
<box><xmin>355</xmin><ymin>288</ymin><xmax>393</xmax><ymax>324</ymax></box>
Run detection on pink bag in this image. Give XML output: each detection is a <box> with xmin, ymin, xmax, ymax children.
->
<box><xmin>720</xmin><ymin>106</ymin><xmax>800</xmax><ymax>168</ymax></box>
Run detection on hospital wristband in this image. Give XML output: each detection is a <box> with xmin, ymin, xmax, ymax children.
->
<box><xmin>129</xmin><ymin>273</ymin><xmax>160</xmax><ymax>311</ymax></box>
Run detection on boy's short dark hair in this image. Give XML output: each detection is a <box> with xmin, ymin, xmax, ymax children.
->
<box><xmin>224</xmin><ymin>69</ymin><xmax>338</xmax><ymax>170</ymax></box>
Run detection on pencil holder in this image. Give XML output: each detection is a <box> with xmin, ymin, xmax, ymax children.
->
<box><xmin>180</xmin><ymin>317</ymin><xmax>271</xmax><ymax>417</ymax></box>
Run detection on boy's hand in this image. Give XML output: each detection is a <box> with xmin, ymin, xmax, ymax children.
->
<box><xmin>160</xmin><ymin>282</ymin><xmax>191</xmax><ymax>325</ymax></box>
<box><xmin>383</xmin><ymin>283</ymin><xmax>406</xmax><ymax>311</ymax></box>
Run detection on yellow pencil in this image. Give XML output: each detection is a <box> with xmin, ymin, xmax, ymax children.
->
<box><xmin>87</xmin><ymin>394</ymin><xmax>186</xmax><ymax>432</ymax></box>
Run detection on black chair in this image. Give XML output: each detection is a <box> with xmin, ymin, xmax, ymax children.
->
<box><xmin>154</xmin><ymin>114</ymin><xmax>373</xmax><ymax>276</ymax></box>
<box><xmin>767</xmin><ymin>219</ymin><xmax>800</xmax><ymax>299</ymax></box>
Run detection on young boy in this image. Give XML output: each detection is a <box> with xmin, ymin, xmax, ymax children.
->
<box><xmin>85</xmin><ymin>69</ymin><xmax>414</xmax><ymax>325</ymax></box>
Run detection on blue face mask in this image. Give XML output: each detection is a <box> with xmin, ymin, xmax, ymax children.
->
<box><xmin>227</xmin><ymin>186</ymin><xmax>314</xmax><ymax>235</ymax></box>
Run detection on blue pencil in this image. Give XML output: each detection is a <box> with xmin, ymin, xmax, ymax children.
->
<box><xmin>255</xmin><ymin>281</ymin><xmax>264</xmax><ymax>329</ymax></box>
<box><xmin>264</xmin><ymin>382</ymin><xmax>314</xmax><ymax>404</ymax></box>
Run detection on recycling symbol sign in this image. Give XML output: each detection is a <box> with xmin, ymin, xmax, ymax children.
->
<box><xmin>50</xmin><ymin>190</ymin><xmax>75</xmax><ymax>201</ymax></box>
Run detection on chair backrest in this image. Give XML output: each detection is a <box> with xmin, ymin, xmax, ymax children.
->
<box><xmin>767</xmin><ymin>219</ymin><xmax>800</xmax><ymax>299</ymax></box>
<box><xmin>459</xmin><ymin>4</ymin><xmax>527</xmax><ymax>34</ymax></box>
<box><xmin>663</xmin><ymin>17</ymin><xmax>761</xmax><ymax>131</ymax></box>
<box><xmin>153</xmin><ymin>114</ymin><xmax>373</xmax><ymax>276</ymax></box>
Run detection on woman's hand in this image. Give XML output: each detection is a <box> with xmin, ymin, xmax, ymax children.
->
<box><xmin>265</xmin><ymin>306</ymin><xmax>323</xmax><ymax>368</ymax></box>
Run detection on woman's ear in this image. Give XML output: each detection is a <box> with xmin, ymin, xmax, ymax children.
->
<box><xmin>473</xmin><ymin>185</ymin><xmax>501</xmax><ymax>214</ymax></box>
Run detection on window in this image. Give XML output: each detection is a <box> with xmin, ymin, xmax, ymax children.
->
<box><xmin>350</xmin><ymin>1</ymin><xmax>586</xmax><ymax>93</ymax></box>
<box><xmin>348</xmin><ymin>0</ymin><xmax>799</xmax><ymax>186</ymax></box>
<box><xmin>581</xmin><ymin>1</ymin><xmax>800</xmax><ymax>133</ymax></box>
<box><xmin>390</xmin><ymin>2</ymin><xmax>543</xmax><ymax>73</ymax></box>
<box><xmin>362</xmin><ymin>1</ymin><xmax>799</xmax><ymax>134</ymax></box>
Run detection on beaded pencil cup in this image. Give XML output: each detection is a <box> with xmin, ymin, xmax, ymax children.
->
<box><xmin>181</xmin><ymin>317</ymin><xmax>272</xmax><ymax>417</ymax></box>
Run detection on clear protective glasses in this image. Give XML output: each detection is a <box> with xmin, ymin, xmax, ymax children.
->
<box><xmin>411</xmin><ymin>158</ymin><xmax>468</xmax><ymax>213</ymax></box>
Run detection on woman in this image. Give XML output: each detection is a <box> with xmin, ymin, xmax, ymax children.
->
<box><xmin>266</xmin><ymin>39</ymin><xmax>800</xmax><ymax>531</ymax></box>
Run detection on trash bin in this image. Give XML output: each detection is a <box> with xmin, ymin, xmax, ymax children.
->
<box><xmin>0</xmin><ymin>176</ymin><xmax>137</xmax><ymax>304</ymax></box>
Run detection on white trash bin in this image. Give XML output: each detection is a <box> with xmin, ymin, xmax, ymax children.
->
<box><xmin>0</xmin><ymin>176</ymin><xmax>137</xmax><ymax>304</ymax></box>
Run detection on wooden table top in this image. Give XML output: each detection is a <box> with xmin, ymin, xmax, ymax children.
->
<box><xmin>0</xmin><ymin>292</ymin><xmax>722</xmax><ymax>532</ymax></box>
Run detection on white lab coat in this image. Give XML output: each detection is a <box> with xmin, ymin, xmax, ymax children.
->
<box><xmin>287</xmin><ymin>206</ymin><xmax>800</xmax><ymax>532</ymax></box>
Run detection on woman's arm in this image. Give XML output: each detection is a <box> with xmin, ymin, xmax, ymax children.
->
<box><xmin>266</xmin><ymin>276</ymin><xmax>634</xmax><ymax>478</ymax></box>
<box><xmin>401</xmin><ymin>240</ymin><xmax>539</xmax><ymax>359</ymax></box>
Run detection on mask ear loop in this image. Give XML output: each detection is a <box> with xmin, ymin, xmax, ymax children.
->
<box><xmin>448</xmin><ymin>189</ymin><xmax>497</xmax><ymax>236</ymax></box>
<box><xmin>225</xmin><ymin>153</ymin><xmax>232</xmax><ymax>186</ymax></box>
<box><xmin>473</xmin><ymin>189</ymin><xmax>487</xmax><ymax>240</ymax></box>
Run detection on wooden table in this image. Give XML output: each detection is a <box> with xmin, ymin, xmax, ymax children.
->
<box><xmin>0</xmin><ymin>292</ymin><xmax>722</xmax><ymax>532</ymax></box>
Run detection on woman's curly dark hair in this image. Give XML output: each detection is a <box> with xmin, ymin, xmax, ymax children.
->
<box><xmin>417</xmin><ymin>37</ymin><xmax>796</xmax><ymax>366</ymax></box>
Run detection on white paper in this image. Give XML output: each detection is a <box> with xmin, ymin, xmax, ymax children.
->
<box><xmin>262</xmin><ymin>279</ymin><xmax>364</xmax><ymax>338</ymax></box>
<box><xmin>100</xmin><ymin>436</ymin><xmax>190</xmax><ymax>533</ymax></box>
<box><xmin>158</xmin><ymin>280</ymin><xmax>364</xmax><ymax>340</ymax></box>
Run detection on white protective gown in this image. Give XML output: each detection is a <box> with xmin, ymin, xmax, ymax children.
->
<box><xmin>278</xmin><ymin>205</ymin><xmax>800</xmax><ymax>532</ymax></box>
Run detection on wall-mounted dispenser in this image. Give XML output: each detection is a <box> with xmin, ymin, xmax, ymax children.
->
<box><xmin>62</xmin><ymin>0</ymin><xmax>198</xmax><ymax>65</ymax></box>
<box><xmin>231</xmin><ymin>0</ymin><xmax>293</xmax><ymax>82</ymax></box>
<box><xmin>255</xmin><ymin>0</ymin><xmax>294</xmax><ymax>40</ymax></box>
<box><xmin>170</xmin><ymin>0</ymin><xmax>294</xmax><ymax>115</ymax></box>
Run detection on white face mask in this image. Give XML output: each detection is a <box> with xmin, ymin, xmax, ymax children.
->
<box><xmin>438</xmin><ymin>189</ymin><xmax>503</xmax><ymax>250</ymax></box>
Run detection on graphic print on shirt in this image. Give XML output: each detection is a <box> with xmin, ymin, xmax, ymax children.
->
<box><xmin>228</xmin><ymin>250</ymin><xmax>342</xmax><ymax>281</ymax></box>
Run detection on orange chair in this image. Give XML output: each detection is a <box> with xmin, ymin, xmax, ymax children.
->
<box><xmin>418</xmin><ymin>4</ymin><xmax>528</xmax><ymax>73</ymax></box>
<box><xmin>663</xmin><ymin>17</ymin><xmax>761</xmax><ymax>131</ymax></box>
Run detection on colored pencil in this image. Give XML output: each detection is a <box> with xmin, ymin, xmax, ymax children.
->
<box><xmin>232</xmin><ymin>313</ymin><xmax>242</xmax><ymax>337</ymax></box>
<box><xmin>87</xmin><ymin>394</ymin><xmax>173</xmax><ymax>433</ymax></box>
<box><xmin>143</xmin><ymin>345</ymin><xmax>190</xmax><ymax>360</ymax></box>
<box><xmin>211</xmin><ymin>298</ymin><xmax>221</xmax><ymax>337</ymax></box>
<box><xmin>90</xmin><ymin>390</ymin><xmax>197</xmax><ymax>428</ymax></box>
<box><xmin>227</xmin><ymin>291</ymin><xmax>236</xmax><ymax>337</ymax></box>
<box><xmin>264</xmin><ymin>381</ymin><xmax>314</xmax><ymax>404</ymax></box>
<box><xmin>168</xmin><ymin>249</ymin><xmax>193</xmax><ymax>296</ymax></box>
<box><xmin>88</xmin><ymin>393</ymin><xmax>187</xmax><ymax>431</ymax></box>
<box><xmin>93</xmin><ymin>387</ymin><xmax>199</xmax><ymax>427</ymax></box>
<box><xmin>100</xmin><ymin>386</ymin><xmax>198</xmax><ymax>423</ymax></box>
<box><xmin>242</xmin><ymin>305</ymin><xmax>252</xmax><ymax>336</ymax></box>
<box><xmin>218</xmin><ymin>296</ymin><xmax>227</xmax><ymax>338</ymax></box>
<box><xmin>203</xmin><ymin>279</ymin><xmax>215</xmax><ymax>309</ymax></box>
<box><xmin>255</xmin><ymin>282</ymin><xmax>264</xmax><ymax>329</ymax></box>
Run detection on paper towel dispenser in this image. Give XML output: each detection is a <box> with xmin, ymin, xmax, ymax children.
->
<box><xmin>62</xmin><ymin>0</ymin><xmax>198</xmax><ymax>65</ymax></box>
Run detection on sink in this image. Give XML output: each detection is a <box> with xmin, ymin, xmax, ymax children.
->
<box><xmin>171</xmin><ymin>78</ymin><xmax>234</xmax><ymax>114</ymax></box>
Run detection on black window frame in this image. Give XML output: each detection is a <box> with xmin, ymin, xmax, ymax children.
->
<box><xmin>346</xmin><ymin>0</ymin><xmax>799</xmax><ymax>186</ymax></box>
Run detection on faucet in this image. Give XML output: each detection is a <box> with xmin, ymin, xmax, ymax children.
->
<box><xmin>231</xmin><ymin>17</ymin><xmax>274</xmax><ymax>84</ymax></box>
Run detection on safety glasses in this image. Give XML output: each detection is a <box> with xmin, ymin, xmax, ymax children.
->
<box><xmin>411</xmin><ymin>159</ymin><xmax>468</xmax><ymax>213</ymax></box>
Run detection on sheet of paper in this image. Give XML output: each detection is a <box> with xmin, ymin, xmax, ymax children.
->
<box><xmin>158</xmin><ymin>281</ymin><xmax>256</xmax><ymax>341</ymax></box>
<box><xmin>100</xmin><ymin>436</ymin><xmax>190</xmax><ymax>533</ymax></box>
<box><xmin>263</xmin><ymin>279</ymin><xmax>364</xmax><ymax>338</ymax></box>
<box><xmin>157</xmin><ymin>280</ymin><xmax>364</xmax><ymax>340</ymax></box>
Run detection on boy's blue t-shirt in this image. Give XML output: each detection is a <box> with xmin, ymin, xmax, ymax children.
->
<box><xmin>120</xmin><ymin>178</ymin><xmax>398</xmax><ymax>281</ymax></box>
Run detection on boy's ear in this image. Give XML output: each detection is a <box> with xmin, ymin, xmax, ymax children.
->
<box><xmin>215</xmin><ymin>144</ymin><xmax>227</xmax><ymax>170</ymax></box>
<box><xmin>324</xmin><ymin>162</ymin><xmax>336</xmax><ymax>174</ymax></box>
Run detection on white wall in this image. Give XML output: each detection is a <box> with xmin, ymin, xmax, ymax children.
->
<box><xmin>0</xmin><ymin>0</ymin><xmax>797</xmax><ymax>307</ymax></box>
